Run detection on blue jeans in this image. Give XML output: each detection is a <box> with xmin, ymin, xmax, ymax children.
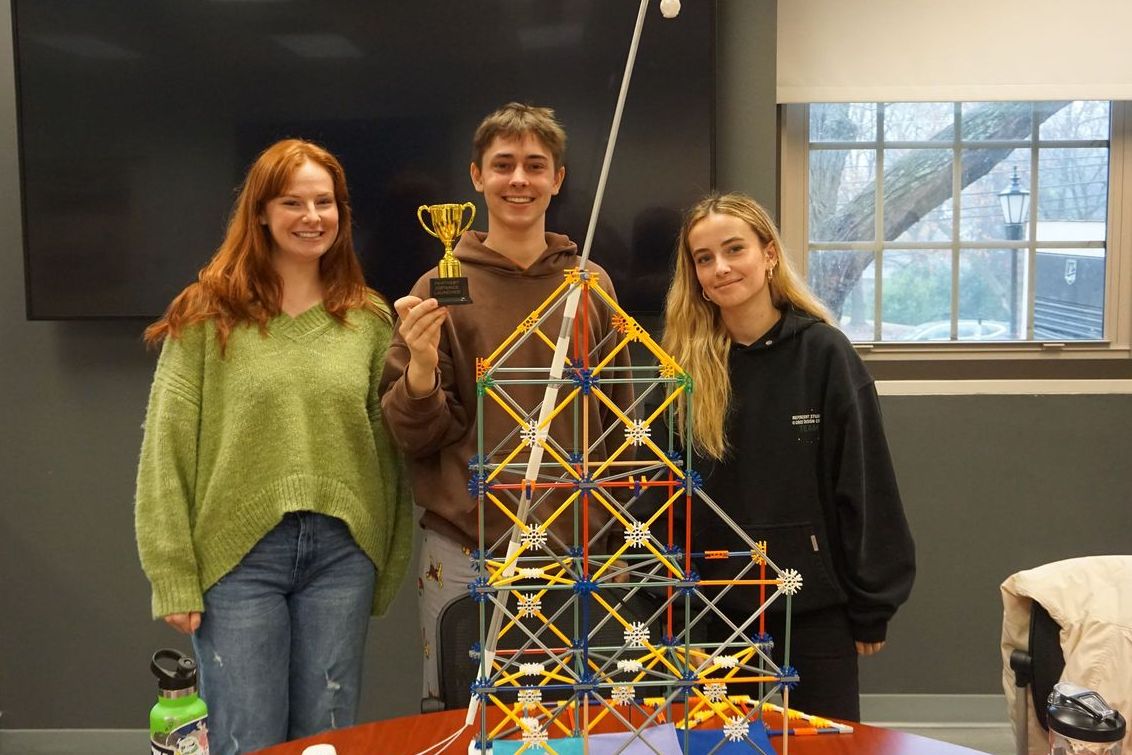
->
<box><xmin>192</xmin><ymin>512</ymin><xmax>376</xmax><ymax>755</ymax></box>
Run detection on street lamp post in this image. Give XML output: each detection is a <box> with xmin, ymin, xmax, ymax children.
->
<box><xmin>999</xmin><ymin>166</ymin><xmax>1031</xmax><ymax>337</ymax></box>
<box><xmin>999</xmin><ymin>165</ymin><xmax>1030</xmax><ymax>241</ymax></box>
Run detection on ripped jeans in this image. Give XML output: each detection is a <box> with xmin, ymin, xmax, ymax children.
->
<box><xmin>192</xmin><ymin>512</ymin><xmax>375</xmax><ymax>755</ymax></box>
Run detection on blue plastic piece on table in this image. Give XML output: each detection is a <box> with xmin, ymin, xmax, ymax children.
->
<box><xmin>489</xmin><ymin>721</ymin><xmax>776</xmax><ymax>754</ymax></box>
<box><xmin>491</xmin><ymin>722</ymin><xmax>681</xmax><ymax>754</ymax></box>
<box><xmin>682</xmin><ymin>721</ymin><xmax>776</xmax><ymax>753</ymax></box>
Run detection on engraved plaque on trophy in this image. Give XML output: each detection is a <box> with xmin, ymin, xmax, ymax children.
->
<box><xmin>417</xmin><ymin>202</ymin><xmax>475</xmax><ymax>305</ymax></box>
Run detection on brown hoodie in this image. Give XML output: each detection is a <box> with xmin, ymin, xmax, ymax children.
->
<box><xmin>379</xmin><ymin>231</ymin><xmax>633</xmax><ymax>553</ymax></box>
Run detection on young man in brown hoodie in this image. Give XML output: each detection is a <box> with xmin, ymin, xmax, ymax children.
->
<box><xmin>379</xmin><ymin>103</ymin><xmax>632</xmax><ymax>704</ymax></box>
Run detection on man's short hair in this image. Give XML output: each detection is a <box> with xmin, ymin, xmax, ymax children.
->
<box><xmin>471</xmin><ymin>103</ymin><xmax>566</xmax><ymax>170</ymax></box>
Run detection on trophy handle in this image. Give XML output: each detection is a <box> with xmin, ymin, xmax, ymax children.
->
<box><xmin>456</xmin><ymin>202</ymin><xmax>476</xmax><ymax>236</ymax></box>
<box><xmin>417</xmin><ymin>205</ymin><xmax>440</xmax><ymax>239</ymax></box>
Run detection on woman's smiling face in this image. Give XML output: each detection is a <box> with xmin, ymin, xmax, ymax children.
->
<box><xmin>688</xmin><ymin>211</ymin><xmax>777</xmax><ymax>315</ymax></box>
<box><xmin>260</xmin><ymin>159</ymin><xmax>339</xmax><ymax>265</ymax></box>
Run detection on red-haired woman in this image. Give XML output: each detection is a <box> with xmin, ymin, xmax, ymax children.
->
<box><xmin>135</xmin><ymin>139</ymin><xmax>412</xmax><ymax>754</ymax></box>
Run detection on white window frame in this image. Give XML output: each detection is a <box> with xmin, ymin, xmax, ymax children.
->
<box><xmin>779</xmin><ymin>101</ymin><xmax>1132</xmax><ymax>364</ymax></box>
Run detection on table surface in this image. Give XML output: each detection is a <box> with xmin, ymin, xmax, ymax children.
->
<box><xmin>253</xmin><ymin>707</ymin><xmax>988</xmax><ymax>754</ymax></box>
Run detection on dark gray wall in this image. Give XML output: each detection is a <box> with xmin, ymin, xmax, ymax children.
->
<box><xmin>717</xmin><ymin>0</ymin><xmax>778</xmax><ymax>207</ymax></box>
<box><xmin>3</xmin><ymin>0</ymin><xmax>1131</xmax><ymax>730</ymax></box>
<box><xmin>0</xmin><ymin>2</ymin><xmax>421</xmax><ymax>729</ymax></box>
<box><xmin>860</xmin><ymin>394</ymin><xmax>1132</xmax><ymax>693</ymax></box>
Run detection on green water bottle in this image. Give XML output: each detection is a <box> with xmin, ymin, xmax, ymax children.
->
<box><xmin>149</xmin><ymin>649</ymin><xmax>210</xmax><ymax>755</ymax></box>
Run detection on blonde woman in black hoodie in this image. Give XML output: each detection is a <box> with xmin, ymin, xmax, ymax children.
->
<box><xmin>661</xmin><ymin>192</ymin><xmax>915</xmax><ymax>721</ymax></box>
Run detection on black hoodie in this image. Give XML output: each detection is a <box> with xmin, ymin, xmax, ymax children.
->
<box><xmin>690</xmin><ymin>307</ymin><xmax>915</xmax><ymax>643</ymax></box>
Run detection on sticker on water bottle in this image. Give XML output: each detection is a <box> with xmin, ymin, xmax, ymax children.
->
<box><xmin>151</xmin><ymin>715</ymin><xmax>209</xmax><ymax>755</ymax></box>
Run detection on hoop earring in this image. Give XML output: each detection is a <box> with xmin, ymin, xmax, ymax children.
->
<box><xmin>701</xmin><ymin>288</ymin><xmax>711</xmax><ymax>302</ymax></box>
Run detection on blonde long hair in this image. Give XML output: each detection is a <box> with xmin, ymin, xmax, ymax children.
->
<box><xmin>145</xmin><ymin>139</ymin><xmax>387</xmax><ymax>351</ymax></box>
<box><xmin>661</xmin><ymin>193</ymin><xmax>833</xmax><ymax>459</ymax></box>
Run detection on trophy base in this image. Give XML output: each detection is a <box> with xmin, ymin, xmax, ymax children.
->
<box><xmin>430</xmin><ymin>276</ymin><xmax>473</xmax><ymax>306</ymax></box>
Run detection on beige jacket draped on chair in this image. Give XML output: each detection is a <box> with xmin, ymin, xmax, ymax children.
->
<box><xmin>1001</xmin><ymin>555</ymin><xmax>1132</xmax><ymax>754</ymax></box>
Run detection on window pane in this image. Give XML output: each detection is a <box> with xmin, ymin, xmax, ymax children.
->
<box><xmin>809</xmin><ymin>149</ymin><xmax>875</xmax><ymax>242</ymax></box>
<box><xmin>961</xmin><ymin>101</ymin><xmax>1032</xmax><ymax>141</ymax></box>
<box><xmin>959</xmin><ymin>249</ymin><xmax>1025</xmax><ymax>340</ymax></box>
<box><xmin>884</xmin><ymin>148</ymin><xmax>952</xmax><ymax>241</ymax></box>
<box><xmin>809</xmin><ymin>249</ymin><xmax>875</xmax><ymax>340</ymax></box>
<box><xmin>1034</xmin><ymin>249</ymin><xmax>1105</xmax><ymax>340</ymax></box>
<box><xmin>881</xmin><ymin>250</ymin><xmax>952</xmax><ymax>340</ymax></box>
<box><xmin>959</xmin><ymin>149</ymin><xmax>1030</xmax><ymax>241</ymax></box>
<box><xmin>804</xmin><ymin>100</ymin><xmax>1112</xmax><ymax>345</ymax></box>
<box><xmin>1037</xmin><ymin>147</ymin><xmax>1108</xmax><ymax>239</ymax></box>
<box><xmin>884</xmin><ymin>102</ymin><xmax>953</xmax><ymax>142</ymax></box>
<box><xmin>810</xmin><ymin>103</ymin><xmax>877</xmax><ymax>142</ymax></box>
<box><xmin>1039</xmin><ymin>101</ymin><xmax>1110</xmax><ymax>141</ymax></box>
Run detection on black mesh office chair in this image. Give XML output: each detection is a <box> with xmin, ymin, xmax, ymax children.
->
<box><xmin>1008</xmin><ymin>600</ymin><xmax>1066</xmax><ymax>753</ymax></box>
<box><xmin>424</xmin><ymin>588</ymin><xmax>659</xmax><ymax>713</ymax></box>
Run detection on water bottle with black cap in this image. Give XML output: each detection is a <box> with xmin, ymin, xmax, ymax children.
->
<box><xmin>1048</xmin><ymin>682</ymin><xmax>1125</xmax><ymax>755</ymax></box>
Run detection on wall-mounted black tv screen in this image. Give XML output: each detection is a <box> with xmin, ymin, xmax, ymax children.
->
<box><xmin>13</xmin><ymin>1</ymin><xmax>714</xmax><ymax>319</ymax></box>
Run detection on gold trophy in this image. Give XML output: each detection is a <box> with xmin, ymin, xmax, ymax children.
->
<box><xmin>417</xmin><ymin>202</ymin><xmax>475</xmax><ymax>305</ymax></box>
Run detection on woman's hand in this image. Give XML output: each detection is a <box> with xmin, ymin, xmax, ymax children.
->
<box><xmin>163</xmin><ymin>612</ymin><xmax>202</xmax><ymax>635</ymax></box>
<box><xmin>855</xmin><ymin>640</ymin><xmax>885</xmax><ymax>656</ymax></box>
<box><xmin>393</xmin><ymin>295</ymin><xmax>448</xmax><ymax>396</ymax></box>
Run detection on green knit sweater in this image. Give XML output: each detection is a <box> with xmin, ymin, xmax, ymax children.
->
<box><xmin>135</xmin><ymin>304</ymin><xmax>413</xmax><ymax>619</ymax></box>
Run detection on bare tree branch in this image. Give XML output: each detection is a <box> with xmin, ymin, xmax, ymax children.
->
<box><xmin>811</xmin><ymin>102</ymin><xmax>1070</xmax><ymax>317</ymax></box>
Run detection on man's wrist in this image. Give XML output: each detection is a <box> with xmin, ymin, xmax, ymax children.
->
<box><xmin>406</xmin><ymin>363</ymin><xmax>438</xmax><ymax>397</ymax></box>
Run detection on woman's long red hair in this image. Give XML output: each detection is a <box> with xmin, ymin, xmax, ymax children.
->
<box><xmin>144</xmin><ymin>139</ymin><xmax>387</xmax><ymax>350</ymax></box>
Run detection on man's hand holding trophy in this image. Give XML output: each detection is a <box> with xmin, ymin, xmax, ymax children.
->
<box><xmin>417</xmin><ymin>202</ymin><xmax>475</xmax><ymax>305</ymax></box>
